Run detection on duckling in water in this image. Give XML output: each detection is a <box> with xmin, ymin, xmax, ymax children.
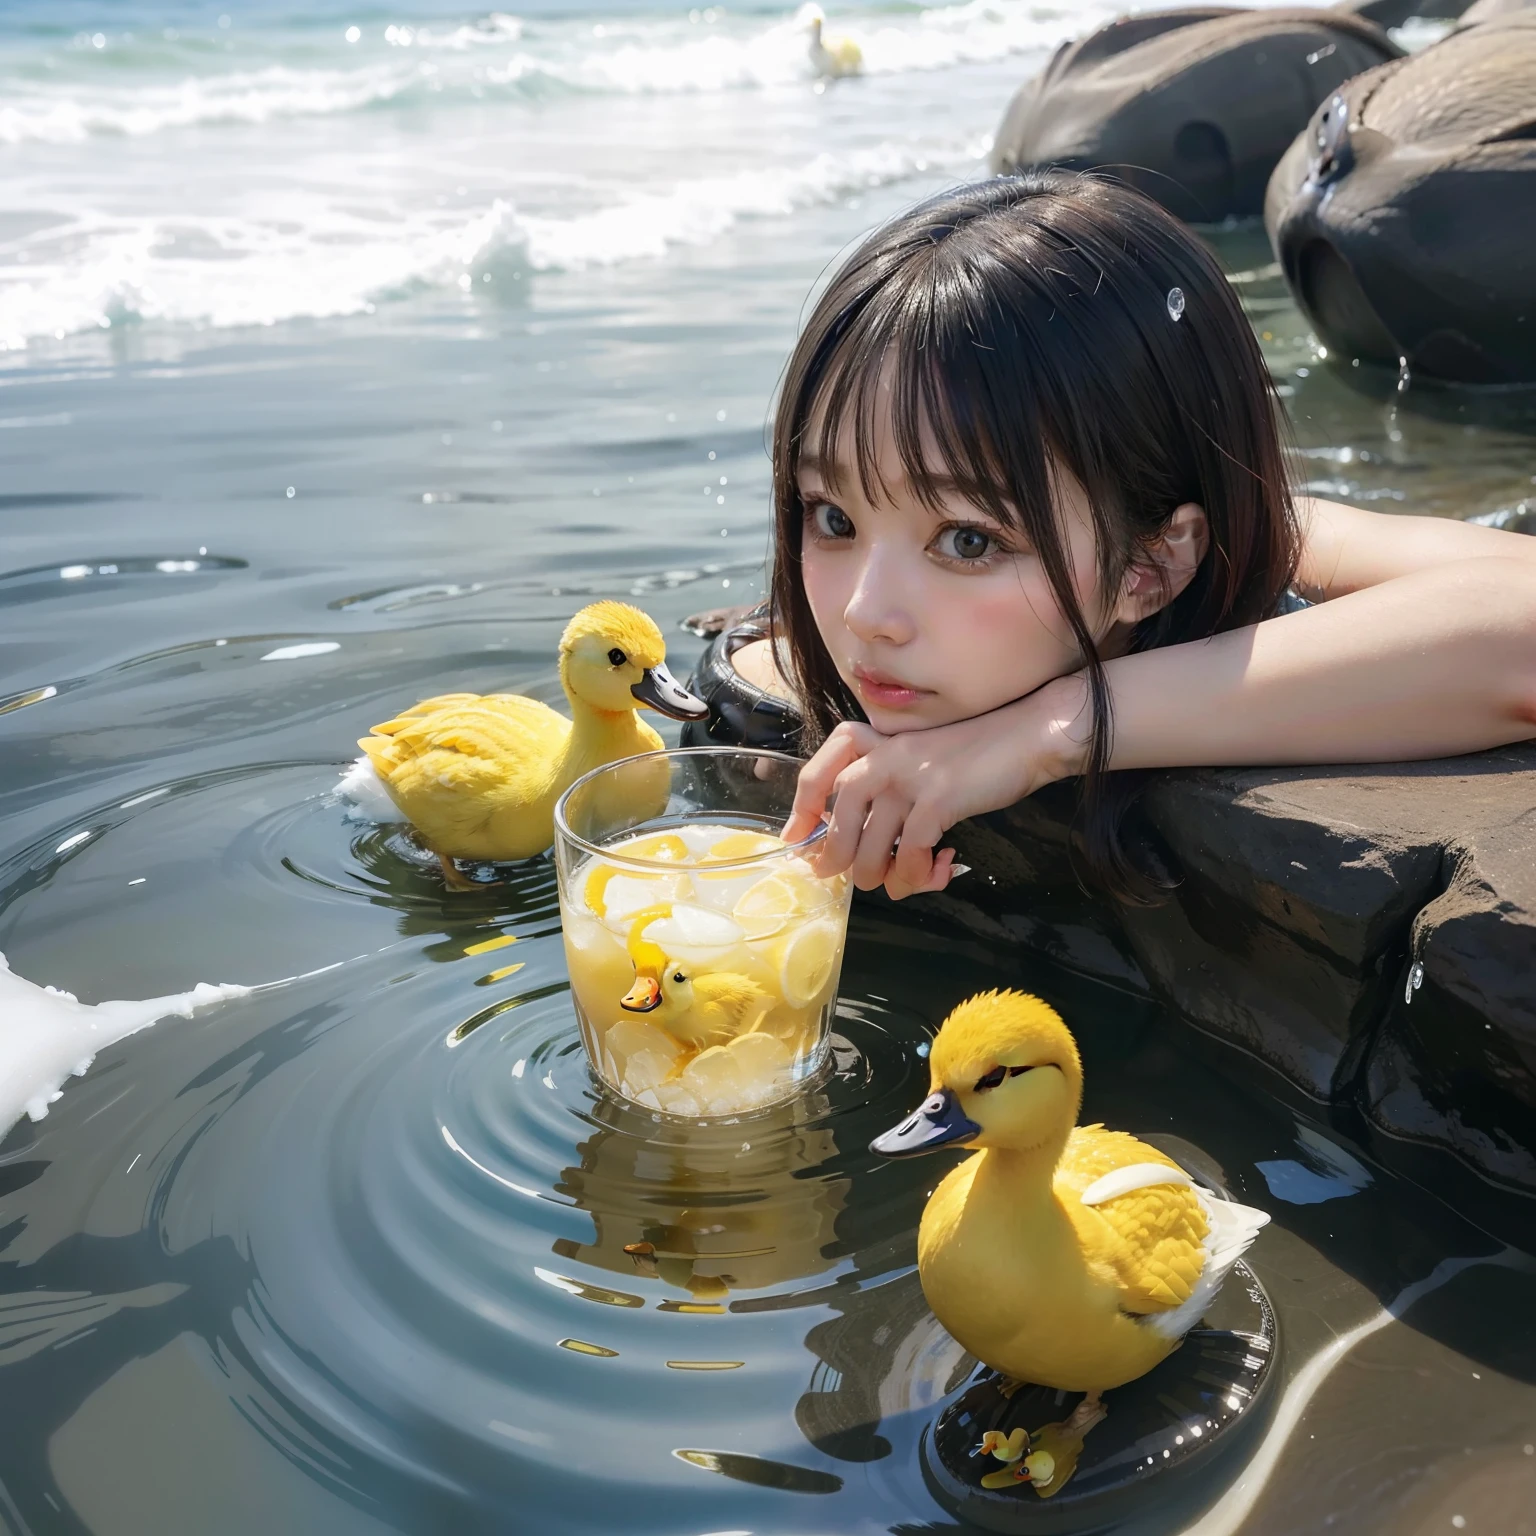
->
<box><xmin>801</xmin><ymin>2</ymin><xmax>863</xmax><ymax>78</ymax></box>
<box><xmin>356</xmin><ymin>602</ymin><xmax>706</xmax><ymax>887</ymax></box>
<box><xmin>620</xmin><ymin>935</ymin><xmax>771</xmax><ymax>1059</ymax></box>
<box><xmin>872</xmin><ymin>990</ymin><xmax>1269</xmax><ymax>1497</ymax></box>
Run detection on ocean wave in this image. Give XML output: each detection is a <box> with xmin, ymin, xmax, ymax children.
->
<box><xmin>0</xmin><ymin>0</ymin><xmax>1107</xmax><ymax>143</ymax></box>
<box><xmin>0</xmin><ymin>63</ymin><xmax>411</xmax><ymax>144</ymax></box>
<box><xmin>0</xmin><ymin>200</ymin><xmax>523</xmax><ymax>347</ymax></box>
<box><xmin>0</xmin><ymin>136</ymin><xmax>985</xmax><ymax>345</ymax></box>
<box><xmin>520</xmin><ymin>137</ymin><xmax>984</xmax><ymax>269</ymax></box>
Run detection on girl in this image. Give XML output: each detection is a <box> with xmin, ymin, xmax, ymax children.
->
<box><xmin>695</xmin><ymin>172</ymin><xmax>1536</xmax><ymax>899</ymax></box>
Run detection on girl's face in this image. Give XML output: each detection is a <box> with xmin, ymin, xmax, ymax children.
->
<box><xmin>797</xmin><ymin>403</ymin><xmax>1119</xmax><ymax>734</ymax></box>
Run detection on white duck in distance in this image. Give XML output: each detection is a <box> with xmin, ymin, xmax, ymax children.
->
<box><xmin>800</xmin><ymin>2</ymin><xmax>863</xmax><ymax>79</ymax></box>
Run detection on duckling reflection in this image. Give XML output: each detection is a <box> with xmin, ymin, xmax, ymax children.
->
<box><xmin>552</xmin><ymin>1090</ymin><xmax>847</xmax><ymax>1300</ymax></box>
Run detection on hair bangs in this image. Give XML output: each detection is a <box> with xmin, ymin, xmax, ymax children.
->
<box><xmin>798</xmin><ymin>249</ymin><xmax>1056</xmax><ymax>534</ymax></box>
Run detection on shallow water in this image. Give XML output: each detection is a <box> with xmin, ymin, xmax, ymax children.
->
<box><xmin>3</xmin><ymin>1</ymin><xmax>1536</xmax><ymax>1532</ymax></box>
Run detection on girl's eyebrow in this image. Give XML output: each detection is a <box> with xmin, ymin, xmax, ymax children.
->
<box><xmin>799</xmin><ymin>452</ymin><xmax>979</xmax><ymax>504</ymax></box>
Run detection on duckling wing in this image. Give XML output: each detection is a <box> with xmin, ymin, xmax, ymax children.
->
<box><xmin>359</xmin><ymin>694</ymin><xmax>569</xmax><ymax>851</ymax></box>
<box><xmin>1058</xmin><ymin>1127</ymin><xmax>1209</xmax><ymax>1318</ymax></box>
<box><xmin>695</xmin><ymin>973</ymin><xmax>771</xmax><ymax>1030</ymax></box>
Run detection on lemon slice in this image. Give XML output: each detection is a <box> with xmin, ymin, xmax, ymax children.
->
<box><xmin>776</xmin><ymin>920</ymin><xmax>841</xmax><ymax>1008</ymax></box>
<box><xmin>612</xmin><ymin>831</ymin><xmax>690</xmax><ymax>864</ymax></box>
<box><xmin>700</xmin><ymin>830</ymin><xmax>784</xmax><ymax>863</ymax></box>
<box><xmin>733</xmin><ymin>872</ymin><xmax>825</xmax><ymax>938</ymax></box>
<box><xmin>584</xmin><ymin>862</ymin><xmax>622</xmax><ymax>917</ymax></box>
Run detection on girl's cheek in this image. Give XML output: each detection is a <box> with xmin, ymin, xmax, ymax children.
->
<box><xmin>801</xmin><ymin>546</ymin><xmax>852</xmax><ymax>647</ymax></box>
<box><xmin>952</xmin><ymin>577</ymin><xmax>1073</xmax><ymax>702</ymax></box>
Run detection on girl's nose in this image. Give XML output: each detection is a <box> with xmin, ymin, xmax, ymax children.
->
<box><xmin>844</xmin><ymin>547</ymin><xmax>917</xmax><ymax>647</ymax></box>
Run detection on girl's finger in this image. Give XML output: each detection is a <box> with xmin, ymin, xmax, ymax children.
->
<box><xmin>816</xmin><ymin>760</ymin><xmax>879</xmax><ymax>875</ymax></box>
<box><xmin>783</xmin><ymin>726</ymin><xmax>874</xmax><ymax>845</ymax></box>
<box><xmin>890</xmin><ymin>845</ymin><xmax>954</xmax><ymax>901</ymax></box>
<box><xmin>849</xmin><ymin>798</ymin><xmax>906</xmax><ymax>892</ymax></box>
<box><xmin>890</xmin><ymin>804</ymin><xmax>947</xmax><ymax>892</ymax></box>
<box><xmin>921</xmin><ymin>847</ymin><xmax>958</xmax><ymax>893</ymax></box>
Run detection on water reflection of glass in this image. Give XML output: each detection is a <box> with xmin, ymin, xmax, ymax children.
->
<box><xmin>554</xmin><ymin>747</ymin><xmax>852</xmax><ymax>1119</ymax></box>
<box><xmin>554</xmin><ymin>1090</ymin><xmax>848</xmax><ymax>1300</ymax></box>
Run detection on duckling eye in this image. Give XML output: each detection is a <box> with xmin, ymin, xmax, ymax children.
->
<box><xmin>672</xmin><ymin>970</ymin><xmax>685</xmax><ymax>983</ymax></box>
<box><xmin>974</xmin><ymin>1065</ymin><xmax>1006</xmax><ymax>1092</ymax></box>
<box><xmin>607</xmin><ymin>647</ymin><xmax>628</xmax><ymax>667</ymax></box>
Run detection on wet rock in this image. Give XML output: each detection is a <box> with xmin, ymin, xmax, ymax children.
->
<box><xmin>1340</xmin><ymin>0</ymin><xmax>1475</xmax><ymax>25</ymax></box>
<box><xmin>1265</xmin><ymin>16</ymin><xmax>1536</xmax><ymax>384</ymax></box>
<box><xmin>990</xmin><ymin>8</ymin><xmax>1401</xmax><ymax>223</ymax></box>
<box><xmin>932</xmin><ymin>745</ymin><xmax>1536</xmax><ymax>1241</ymax></box>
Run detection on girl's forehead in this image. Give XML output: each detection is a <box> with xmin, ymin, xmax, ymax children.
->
<box><xmin>798</xmin><ymin>392</ymin><xmax>948</xmax><ymax>499</ymax></box>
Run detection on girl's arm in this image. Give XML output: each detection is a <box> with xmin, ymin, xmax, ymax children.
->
<box><xmin>1297</xmin><ymin>497</ymin><xmax>1536</xmax><ymax>596</ymax></box>
<box><xmin>787</xmin><ymin>518</ymin><xmax>1536</xmax><ymax>898</ymax></box>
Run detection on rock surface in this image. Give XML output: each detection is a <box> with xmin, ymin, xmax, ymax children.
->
<box><xmin>933</xmin><ymin>745</ymin><xmax>1536</xmax><ymax>1243</ymax></box>
<box><xmin>1265</xmin><ymin>16</ymin><xmax>1536</xmax><ymax>383</ymax></box>
<box><xmin>989</xmin><ymin>7</ymin><xmax>1401</xmax><ymax>222</ymax></box>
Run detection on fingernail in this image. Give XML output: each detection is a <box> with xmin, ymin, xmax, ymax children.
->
<box><xmin>949</xmin><ymin>864</ymin><xmax>972</xmax><ymax>878</ymax></box>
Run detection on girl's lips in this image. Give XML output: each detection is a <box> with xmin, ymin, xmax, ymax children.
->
<box><xmin>852</xmin><ymin>666</ymin><xmax>930</xmax><ymax>709</ymax></box>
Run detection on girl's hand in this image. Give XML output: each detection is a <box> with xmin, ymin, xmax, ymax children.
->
<box><xmin>781</xmin><ymin>679</ymin><xmax>1090</xmax><ymax>900</ymax></box>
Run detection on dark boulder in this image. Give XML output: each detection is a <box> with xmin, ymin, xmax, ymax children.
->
<box><xmin>1266</xmin><ymin>16</ymin><xmax>1536</xmax><ymax>384</ymax></box>
<box><xmin>990</xmin><ymin>8</ymin><xmax>1401</xmax><ymax>222</ymax></box>
<box><xmin>1341</xmin><ymin>0</ymin><xmax>1475</xmax><ymax>24</ymax></box>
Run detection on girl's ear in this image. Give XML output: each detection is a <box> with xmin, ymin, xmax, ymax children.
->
<box><xmin>1114</xmin><ymin>502</ymin><xmax>1210</xmax><ymax>624</ymax></box>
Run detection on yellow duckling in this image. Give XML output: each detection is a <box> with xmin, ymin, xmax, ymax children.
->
<box><xmin>871</xmin><ymin>990</ymin><xmax>1269</xmax><ymax>1497</ymax></box>
<box><xmin>801</xmin><ymin>2</ymin><xmax>863</xmax><ymax>78</ymax></box>
<box><xmin>620</xmin><ymin>935</ymin><xmax>771</xmax><ymax>1059</ymax></box>
<box><xmin>357</xmin><ymin>602</ymin><xmax>706</xmax><ymax>886</ymax></box>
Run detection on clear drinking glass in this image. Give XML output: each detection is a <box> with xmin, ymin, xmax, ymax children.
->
<box><xmin>554</xmin><ymin>747</ymin><xmax>852</xmax><ymax>1119</ymax></box>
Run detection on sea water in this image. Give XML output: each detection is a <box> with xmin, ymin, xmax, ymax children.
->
<box><xmin>2</xmin><ymin>2</ymin><xmax>1535</xmax><ymax>1533</ymax></box>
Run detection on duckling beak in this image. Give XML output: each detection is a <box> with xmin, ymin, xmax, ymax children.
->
<box><xmin>869</xmin><ymin>1088</ymin><xmax>980</xmax><ymax>1158</ymax></box>
<box><xmin>631</xmin><ymin>662</ymin><xmax>709</xmax><ymax>721</ymax></box>
<box><xmin>621</xmin><ymin>975</ymin><xmax>662</xmax><ymax>1012</ymax></box>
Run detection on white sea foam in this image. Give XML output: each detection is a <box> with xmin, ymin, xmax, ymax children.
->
<box><xmin>0</xmin><ymin>132</ymin><xmax>981</xmax><ymax>345</ymax></box>
<box><xmin>0</xmin><ymin>0</ymin><xmax>1108</xmax><ymax>148</ymax></box>
<box><xmin>519</xmin><ymin>138</ymin><xmax>983</xmax><ymax>270</ymax></box>
<box><xmin>0</xmin><ymin>951</ymin><xmax>251</xmax><ymax>1140</ymax></box>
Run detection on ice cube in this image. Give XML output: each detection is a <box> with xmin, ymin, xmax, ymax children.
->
<box><xmin>728</xmin><ymin>1031</ymin><xmax>791</xmax><ymax>1082</ymax></box>
<box><xmin>601</xmin><ymin>873</ymin><xmax>686</xmax><ymax>925</ymax></box>
<box><xmin>687</xmin><ymin>867</ymin><xmax>765</xmax><ymax>914</ymax></box>
<box><xmin>673</xmin><ymin>823</ymin><xmax>730</xmax><ymax>858</ymax></box>
<box><xmin>653</xmin><ymin>1082</ymin><xmax>703</xmax><ymax>1117</ymax></box>
<box><xmin>681</xmin><ymin>1043</ymin><xmax>749</xmax><ymax>1109</ymax></box>
<box><xmin>634</xmin><ymin>1087</ymin><xmax>663</xmax><ymax>1111</ymax></box>
<box><xmin>643</xmin><ymin>903</ymin><xmax>743</xmax><ymax>950</ymax></box>
<box><xmin>605</xmin><ymin>1017</ymin><xmax>680</xmax><ymax>1074</ymax></box>
<box><xmin>622</xmin><ymin>1048</ymin><xmax>676</xmax><ymax>1096</ymax></box>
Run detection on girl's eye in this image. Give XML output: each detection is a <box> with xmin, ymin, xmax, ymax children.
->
<box><xmin>810</xmin><ymin>502</ymin><xmax>855</xmax><ymax>540</ymax></box>
<box><xmin>934</xmin><ymin>525</ymin><xmax>996</xmax><ymax>562</ymax></box>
